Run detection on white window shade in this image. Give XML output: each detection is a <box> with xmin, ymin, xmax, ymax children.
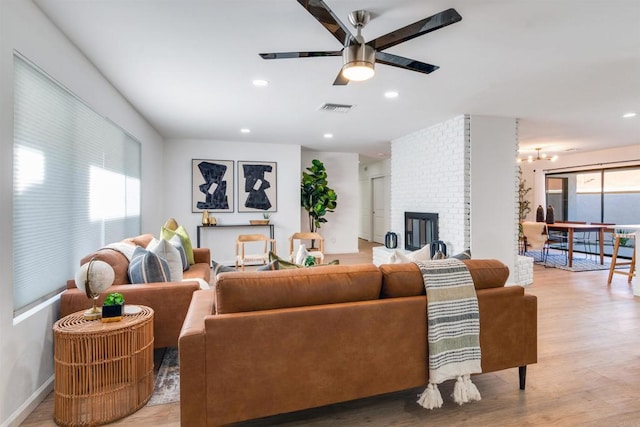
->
<box><xmin>12</xmin><ymin>54</ymin><xmax>141</xmax><ymax>315</ymax></box>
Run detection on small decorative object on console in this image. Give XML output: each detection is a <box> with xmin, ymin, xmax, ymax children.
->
<box><xmin>102</xmin><ymin>292</ymin><xmax>124</xmax><ymax>323</ymax></box>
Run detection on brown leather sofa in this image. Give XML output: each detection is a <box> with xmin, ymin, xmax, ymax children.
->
<box><xmin>179</xmin><ymin>259</ymin><xmax>537</xmax><ymax>426</ymax></box>
<box><xmin>59</xmin><ymin>234</ymin><xmax>211</xmax><ymax>348</ymax></box>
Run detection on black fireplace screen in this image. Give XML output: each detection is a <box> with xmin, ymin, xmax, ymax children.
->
<box><xmin>405</xmin><ymin>212</ymin><xmax>439</xmax><ymax>251</ymax></box>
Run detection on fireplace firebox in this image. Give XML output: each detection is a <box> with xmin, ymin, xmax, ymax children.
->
<box><xmin>404</xmin><ymin>212</ymin><xmax>439</xmax><ymax>251</ymax></box>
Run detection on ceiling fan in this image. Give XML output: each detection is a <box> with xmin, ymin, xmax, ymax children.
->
<box><xmin>259</xmin><ymin>0</ymin><xmax>462</xmax><ymax>85</ymax></box>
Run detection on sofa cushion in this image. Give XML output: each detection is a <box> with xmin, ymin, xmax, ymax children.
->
<box><xmin>215</xmin><ymin>264</ymin><xmax>382</xmax><ymax>314</ymax></box>
<box><xmin>379</xmin><ymin>259</ymin><xmax>509</xmax><ymax>298</ymax></box>
<box><xmin>129</xmin><ymin>246</ymin><xmax>171</xmax><ymax>283</ymax></box>
<box><xmin>147</xmin><ymin>237</ymin><xmax>183</xmax><ymax>281</ymax></box>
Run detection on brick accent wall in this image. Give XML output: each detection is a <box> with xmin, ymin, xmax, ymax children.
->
<box><xmin>390</xmin><ymin>115</ymin><xmax>470</xmax><ymax>255</ymax></box>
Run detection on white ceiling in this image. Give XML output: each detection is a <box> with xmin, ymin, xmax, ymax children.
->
<box><xmin>33</xmin><ymin>0</ymin><xmax>640</xmax><ymax>162</ymax></box>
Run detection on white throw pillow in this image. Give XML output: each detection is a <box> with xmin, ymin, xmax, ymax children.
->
<box><xmin>406</xmin><ymin>245</ymin><xmax>432</xmax><ymax>262</ymax></box>
<box><xmin>147</xmin><ymin>237</ymin><xmax>183</xmax><ymax>281</ymax></box>
<box><xmin>390</xmin><ymin>245</ymin><xmax>431</xmax><ymax>264</ymax></box>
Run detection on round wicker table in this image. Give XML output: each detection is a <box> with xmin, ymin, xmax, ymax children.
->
<box><xmin>53</xmin><ymin>305</ymin><xmax>154</xmax><ymax>427</ymax></box>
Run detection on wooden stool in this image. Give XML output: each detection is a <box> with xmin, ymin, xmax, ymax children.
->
<box><xmin>607</xmin><ymin>233</ymin><xmax>636</xmax><ymax>285</ymax></box>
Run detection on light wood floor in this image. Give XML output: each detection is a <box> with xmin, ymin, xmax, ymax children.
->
<box><xmin>22</xmin><ymin>240</ymin><xmax>640</xmax><ymax>426</ymax></box>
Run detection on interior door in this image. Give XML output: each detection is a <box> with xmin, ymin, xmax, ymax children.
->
<box><xmin>372</xmin><ymin>176</ymin><xmax>386</xmax><ymax>244</ymax></box>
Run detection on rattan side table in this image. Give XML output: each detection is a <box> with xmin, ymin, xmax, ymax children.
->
<box><xmin>53</xmin><ymin>305</ymin><xmax>154</xmax><ymax>426</ymax></box>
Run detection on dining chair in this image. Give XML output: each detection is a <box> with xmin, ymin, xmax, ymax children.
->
<box><xmin>564</xmin><ymin>221</ymin><xmax>590</xmax><ymax>258</ymax></box>
<box><xmin>590</xmin><ymin>223</ymin><xmax>616</xmax><ymax>257</ymax></box>
<box><xmin>521</xmin><ymin>222</ymin><xmax>550</xmax><ymax>263</ymax></box>
<box><xmin>544</xmin><ymin>225</ymin><xmax>568</xmax><ymax>265</ymax></box>
<box><xmin>289</xmin><ymin>232</ymin><xmax>325</xmax><ymax>265</ymax></box>
<box><xmin>607</xmin><ymin>232</ymin><xmax>636</xmax><ymax>285</ymax></box>
<box><xmin>235</xmin><ymin>234</ymin><xmax>277</xmax><ymax>271</ymax></box>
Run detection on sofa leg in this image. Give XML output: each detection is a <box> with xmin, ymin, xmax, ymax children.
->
<box><xmin>519</xmin><ymin>366</ymin><xmax>527</xmax><ymax>390</ymax></box>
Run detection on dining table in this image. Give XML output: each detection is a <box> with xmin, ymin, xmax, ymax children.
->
<box><xmin>546</xmin><ymin>222</ymin><xmax>610</xmax><ymax>268</ymax></box>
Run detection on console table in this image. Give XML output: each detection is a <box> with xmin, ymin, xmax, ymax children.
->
<box><xmin>197</xmin><ymin>223</ymin><xmax>275</xmax><ymax>248</ymax></box>
<box><xmin>53</xmin><ymin>306</ymin><xmax>154</xmax><ymax>427</ymax></box>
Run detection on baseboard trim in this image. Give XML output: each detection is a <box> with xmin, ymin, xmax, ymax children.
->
<box><xmin>1</xmin><ymin>375</ymin><xmax>54</xmax><ymax>427</ymax></box>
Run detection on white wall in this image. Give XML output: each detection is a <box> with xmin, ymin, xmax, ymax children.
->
<box><xmin>0</xmin><ymin>1</ymin><xmax>164</xmax><ymax>425</ymax></box>
<box><xmin>163</xmin><ymin>139</ymin><xmax>301</xmax><ymax>264</ymax></box>
<box><xmin>301</xmin><ymin>151</ymin><xmax>359</xmax><ymax>254</ymax></box>
<box><xmin>468</xmin><ymin>116</ymin><xmax>519</xmax><ymax>275</ymax></box>
<box><xmin>358</xmin><ymin>159</ymin><xmax>390</xmax><ymax>242</ymax></box>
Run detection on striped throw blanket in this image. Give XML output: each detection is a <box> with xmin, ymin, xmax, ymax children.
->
<box><xmin>415</xmin><ymin>259</ymin><xmax>482</xmax><ymax>409</ymax></box>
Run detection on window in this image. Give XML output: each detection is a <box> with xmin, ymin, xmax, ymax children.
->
<box><xmin>13</xmin><ymin>54</ymin><xmax>141</xmax><ymax>316</ymax></box>
<box><xmin>546</xmin><ymin>166</ymin><xmax>640</xmax><ymax>257</ymax></box>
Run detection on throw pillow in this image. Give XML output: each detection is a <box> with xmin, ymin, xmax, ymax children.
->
<box><xmin>452</xmin><ymin>249</ymin><xmax>472</xmax><ymax>260</ymax></box>
<box><xmin>129</xmin><ymin>246</ymin><xmax>171</xmax><ymax>283</ymax></box>
<box><xmin>168</xmin><ymin>234</ymin><xmax>189</xmax><ymax>271</ymax></box>
<box><xmin>268</xmin><ymin>252</ymin><xmax>339</xmax><ymax>269</ymax></box>
<box><xmin>161</xmin><ymin>225</ymin><xmax>194</xmax><ymax>265</ymax></box>
<box><xmin>268</xmin><ymin>251</ymin><xmax>301</xmax><ymax>269</ymax></box>
<box><xmin>256</xmin><ymin>260</ymin><xmax>279</xmax><ymax>271</ymax></box>
<box><xmin>147</xmin><ymin>237</ymin><xmax>183</xmax><ymax>281</ymax></box>
<box><xmin>212</xmin><ymin>260</ymin><xmax>235</xmax><ymax>275</ymax></box>
<box><xmin>406</xmin><ymin>245</ymin><xmax>431</xmax><ymax>262</ymax></box>
<box><xmin>163</xmin><ymin>217</ymin><xmax>179</xmax><ymax>231</ymax></box>
<box><xmin>391</xmin><ymin>250</ymin><xmax>412</xmax><ymax>264</ymax></box>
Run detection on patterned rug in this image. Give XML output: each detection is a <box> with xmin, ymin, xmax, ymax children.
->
<box><xmin>538</xmin><ymin>253</ymin><xmax>611</xmax><ymax>272</ymax></box>
<box><xmin>147</xmin><ymin>346</ymin><xmax>180</xmax><ymax>406</ymax></box>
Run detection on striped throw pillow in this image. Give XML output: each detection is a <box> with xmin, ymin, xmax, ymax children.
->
<box><xmin>129</xmin><ymin>246</ymin><xmax>171</xmax><ymax>283</ymax></box>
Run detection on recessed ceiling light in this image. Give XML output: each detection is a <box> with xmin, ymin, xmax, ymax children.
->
<box><xmin>623</xmin><ymin>112</ymin><xmax>637</xmax><ymax>118</ymax></box>
<box><xmin>240</xmin><ymin>128</ymin><xmax>251</xmax><ymax>134</ymax></box>
<box><xmin>384</xmin><ymin>91</ymin><xmax>399</xmax><ymax>99</ymax></box>
<box><xmin>323</xmin><ymin>133</ymin><xmax>333</xmax><ymax>139</ymax></box>
<box><xmin>252</xmin><ymin>79</ymin><xmax>269</xmax><ymax>87</ymax></box>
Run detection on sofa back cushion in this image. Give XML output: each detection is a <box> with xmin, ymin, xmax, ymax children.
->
<box><xmin>379</xmin><ymin>259</ymin><xmax>509</xmax><ymax>298</ymax></box>
<box><xmin>215</xmin><ymin>264</ymin><xmax>382</xmax><ymax>314</ymax></box>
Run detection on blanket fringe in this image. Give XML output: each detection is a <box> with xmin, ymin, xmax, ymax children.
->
<box><xmin>452</xmin><ymin>375</ymin><xmax>481</xmax><ymax>405</ymax></box>
<box><xmin>417</xmin><ymin>382</ymin><xmax>443</xmax><ymax>410</ymax></box>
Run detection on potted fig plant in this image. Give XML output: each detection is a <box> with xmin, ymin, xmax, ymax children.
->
<box><xmin>102</xmin><ymin>292</ymin><xmax>124</xmax><ymax>322</ymax></box>
<box><xmin>301</xmin><ymin>159</ymin><xmax>337</xmax><ymax>248</ymax></box>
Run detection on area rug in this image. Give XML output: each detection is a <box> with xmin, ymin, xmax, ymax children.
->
<box><xmin>539</xmin><ymin>254</ymin><xmax>611</xmax><ymax>272</ymax></box>
<box><xmin>146</xmin><ymin>346</ymin><xmax>180</xmax><ymax>406</ymax></box>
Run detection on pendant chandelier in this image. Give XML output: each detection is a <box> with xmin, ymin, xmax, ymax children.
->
<box><xmin>518</xmin><ymin>148</ymin><xmax>558</xmax><ymax>163</ymax></box>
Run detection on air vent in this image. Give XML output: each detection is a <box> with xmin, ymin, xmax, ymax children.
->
<box><xmin>318</xmin><ymin>103</ymin><xmax>354</xmax><ymax>113</ymax></box>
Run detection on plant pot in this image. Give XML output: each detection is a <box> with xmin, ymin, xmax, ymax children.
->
<box><xmin>101</xmin><ymin>304</ymin><xmax>123</xmax><ymax>322</ymax></box>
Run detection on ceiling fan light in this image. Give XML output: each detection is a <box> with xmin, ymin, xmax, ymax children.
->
<box><xmin>342</xmin><ymin>44</ymin><xmax>375</xmax><ymax>81</ymax></box>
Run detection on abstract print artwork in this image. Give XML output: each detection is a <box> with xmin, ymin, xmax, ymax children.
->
<box><xmin>238</xmin><ymin>161</ymin><xmax>277</xmax><ymax>212</ymax></box>
<box><xmin>192</xmin><ymin>159</ymin><xmax>234</xmax><ymax>212</ymax></box>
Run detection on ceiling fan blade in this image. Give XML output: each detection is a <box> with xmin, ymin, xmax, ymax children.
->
<box><xmin>332</xmin><ymin>70</ymin><xmax>349</xmax><ymax>86</ymax></box>
<box><xmin>297</xmin><ymin>0</ymin><xmax>354</xmax><ymax>47</ymax></box>
<box><xmin>368</xmin><ymin>8</ymin><xmax>462</xmax><ymax>52</ymax></box>
<box><xmin>259</xmin><ymin>50</ymin><xmax>343</xmax><ymax>60</ymax></box>
<box><xmin>375</xmin><ymin>51</ymin><xmax>439</xmax><ymax>74</ymax></box>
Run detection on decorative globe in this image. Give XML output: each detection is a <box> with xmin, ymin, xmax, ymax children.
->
<box><xmin>74</xmin><ymin>259</ymin><xmax>115</xmax><ymax>319</ymax></box>
<box><xmin>75</xmin><ymin>259</ymin><xmax>115</xmax><ymax>296</ymax></box>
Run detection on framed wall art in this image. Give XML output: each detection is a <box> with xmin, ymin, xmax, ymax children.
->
<box><xmin>192</xmin><ymin>159</ymin><xmax>234</xmax><ymax>213</ymax></box>
<box><xmin>238</xmin><ymin>161</ymin><xmax>277</xmax><ymax>213</ymax></box>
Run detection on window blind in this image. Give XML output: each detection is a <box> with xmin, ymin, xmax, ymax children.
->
<box><xmin>13</xmin><ymin>54</ymin><xmax>141</xmax><ymax>315</ymax></box>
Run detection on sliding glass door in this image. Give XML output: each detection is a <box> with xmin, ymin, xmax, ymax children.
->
<box><xmin>546</xmin><ymin>166</ymin><xmax>639</xmax><ymax>258</ymax></box>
